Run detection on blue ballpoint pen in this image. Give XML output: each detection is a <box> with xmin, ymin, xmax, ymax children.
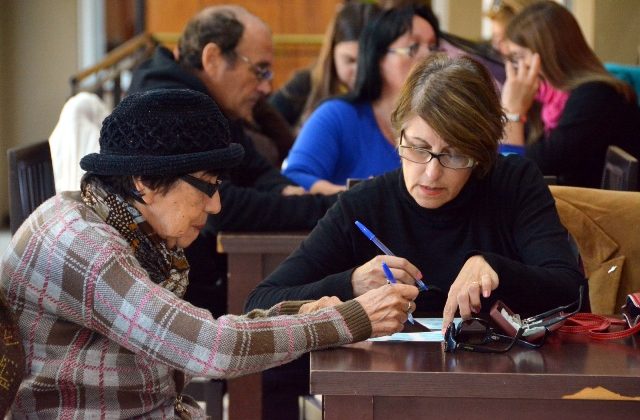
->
<box><xmin>382</xmin><ymin>262</ymin><xmax>415</xmax><ymax>324</ymax></box>
<box><xmin>355</xmin><ymin>220</ymin><xmax>429</xmax><ymax>292</ymax></box>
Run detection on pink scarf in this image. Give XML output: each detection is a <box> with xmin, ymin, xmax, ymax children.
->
<box><xmin>535</xmin><ymin>80</ymin><xmax>569</xmax><ymax>135</ymax></box>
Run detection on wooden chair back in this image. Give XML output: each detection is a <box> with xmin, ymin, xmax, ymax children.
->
<box><xmin>600</xmin><ymin>145</ymin><xmax>639</xmax><ymax>191</ymax></box>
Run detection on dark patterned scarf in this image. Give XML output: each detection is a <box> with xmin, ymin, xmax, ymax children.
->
<box><xmin>81</xmin><ymin>179</ymin><xmax>190</xmax><ymax>297</ymax></box>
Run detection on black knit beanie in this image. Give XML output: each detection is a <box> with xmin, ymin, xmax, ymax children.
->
<box><xmin>80</xmin><ymin>88</ymin><xmax>244</xmax><ymax>176</ymax></box>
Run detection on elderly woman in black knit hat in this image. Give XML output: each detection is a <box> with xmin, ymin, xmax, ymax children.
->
<box><xmin>0</xmin><ymin>89</ymin><xmax>416</xmax><ymax>418</ymax></box>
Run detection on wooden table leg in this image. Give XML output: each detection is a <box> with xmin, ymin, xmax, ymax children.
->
<box><xmin>226</xmin><ymin>253</ymin><xmax>263</xmax><ymax>420</ymax></box>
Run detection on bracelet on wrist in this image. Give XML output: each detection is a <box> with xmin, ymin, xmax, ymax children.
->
<box><xmin>506</xmin><ymin>112</ymin><xmax>527</xmax><ymax>123</ymax></box>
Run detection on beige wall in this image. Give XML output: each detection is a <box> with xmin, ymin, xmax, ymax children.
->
<box><xmin>573</xmin><ymin>0</ymin><xmax>640</xmax><ymax>63</ymax></box>
<box><xmin>0</xmin><ymin>0</ymin><xmax>78</xmax><ymax>224</ymax></box>
<box><xmin>446</xmin><ymin>0</ymin><xmax>483</xmax><ymax>41</ymax></box>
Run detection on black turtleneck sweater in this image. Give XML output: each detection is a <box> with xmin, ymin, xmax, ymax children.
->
<box><xmin>245</xmin><ymin>155</ymin><xmax>585</xmax><ymax>317</ymax></box>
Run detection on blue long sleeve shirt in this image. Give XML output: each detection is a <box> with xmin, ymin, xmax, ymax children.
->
<box><xmin>283</xmin><ymin>99</ymin><xmax>401</xmax><ymax>190</ymax></box>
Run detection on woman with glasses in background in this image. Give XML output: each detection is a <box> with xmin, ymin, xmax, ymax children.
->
<box><xmin>247</xmin><ymin>54</ymin><xmax>585</xmax><ymax>334</ymax></box>
<box><xmin>500</xmin><ymin>1</ymin><xmax>640</xmax><ymax>188</ymax></box>
<box><xmin>282</xmin><ymin>4</ymin><xmax>441</xmax><ymax>195</ymax></box>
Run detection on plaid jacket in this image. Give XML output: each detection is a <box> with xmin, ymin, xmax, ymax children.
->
<box><xmin>1</xmin><ymin>192</ymin><xmax>371</xmax><ymax>418</ymax></box>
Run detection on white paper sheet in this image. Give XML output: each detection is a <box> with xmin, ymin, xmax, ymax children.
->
<box><xmin>368</xmin><ymin>318</ymin><xmax>461</xmax><ymax>342</ymax></box>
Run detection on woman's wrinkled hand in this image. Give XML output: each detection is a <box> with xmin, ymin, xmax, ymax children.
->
<box><xmin>351</xmin><ymin>255</ymin><xmax>422</xmax><ymax>297</ymax></box>
<box><xmin>442</xmin><ymin>255</ymin><xmax>499</xmax><ymax>333</ymax></box>
<box><xmin>298</xmin><ymin>296</ymin><xmax>342</xmax><ymax>314</ymax></box>
<box><xmin>355</xmin><ymin>283</ymin><xmax>418</xmax><ymax>338</ymax></box>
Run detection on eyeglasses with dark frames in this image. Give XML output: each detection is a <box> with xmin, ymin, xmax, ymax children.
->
<box><xmin>387</xmin><ymin>42</ymin><xmax>441</xmax><ymax>58</ymax></box>
<box><xmin>180</xmin><ymin>175</ymin><xmax>222</xmax><ymax>198</ymax></box>
<box><xmin>444</xmin><ymin>286</ymin><xmax>584</xmax><ymax>353</ymax></box>
<box><xmin>398</xmin><ymin>130</ymin><xmax>476</xmax><ymax>169</ymax></box>
<box><xmin>235</xmin><ymin>53</ymin><xmax>273</xmax><ymax>82</ymax></box>
<box><xmin>444</xmin><ymin>317</ymin><xmax>542</xmax><ymax>353</ymax></box>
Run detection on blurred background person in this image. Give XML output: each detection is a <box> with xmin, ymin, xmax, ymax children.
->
<box><xmin>283</xmin><ymin>3</ymin><xmax>440</xmax><ymax>195</ymax></box>
<box><xmin>500</xmin><ymin>1</ymin><xmax>640</xmax><ymax>188</ymax></box>
<box><xmin>269</xmin><ymin>0</ymin><xmax>381</xmax><ymax>131</ymax></box>
<box><xmin>128</xmin><ymin>5</ymin><xmax>339</xmax><ymax>321</ymax></box>
<box><xmin>485</xmin><ymin>0</ymin><xmax>538</xmax><ymax>57</ymax></box>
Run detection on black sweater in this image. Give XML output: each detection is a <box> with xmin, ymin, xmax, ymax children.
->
<box><xmin>526</xmin><ymin>82</ymin><xmax>640</xmax><ymax>188</ymax></box>
<box><xmin>129</xmin><ymin>47</ymin><xmax>336</xmax><ymax>315</ymax></box>
<box><xmin>246</xmin><ymin>156</ymin><xmax>584</xmax><ymax>317</ymax></box>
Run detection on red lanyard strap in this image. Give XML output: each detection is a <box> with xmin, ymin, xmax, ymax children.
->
<box><xmin>559</xmin><ymin>313</ymin><xmax>639</xmax><ymax>340</ymax></box>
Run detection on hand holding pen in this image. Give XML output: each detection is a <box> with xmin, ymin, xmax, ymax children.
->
<box><xmin>355</xmin><ymin>221</ymin><xmax>429</xmax><ymax>292</ymax></box>
<box><xmin>382</xmin><ymin>262</ymin><xmax>415</xmax><ymax>324</ymax></box>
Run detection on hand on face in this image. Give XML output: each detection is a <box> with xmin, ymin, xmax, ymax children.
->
<box><xmin>441</xmin><ymin>255</ymin><xmax>499</xmax><ymax>333</ymax></box>
<box><xmin>351</xmin><ymin>255</ymin><xmax>423</xmax><ymax>297</ymax></box>
<box><xmin>502</xmin><ymin>51</ymin><xmax>541</xmax><ymax>115</ymax></box>
<box><xmin>355</xmin><ymin>283</ymin><xmax>418</xmax><ymax>337</ymax></box>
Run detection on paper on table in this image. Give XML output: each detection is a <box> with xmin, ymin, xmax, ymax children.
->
<box><xmin>368</xmin><ymin>318</ymin><xmax>461</xmax><ymax>342</ymax></box>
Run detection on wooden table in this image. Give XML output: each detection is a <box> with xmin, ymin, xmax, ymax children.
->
<box><xmin>311</xmin><ymin>334</ymin><xmax>640</xmax><ymax>419</ymax></box>
<box><xmin>217</xmin><ymin>232</ymin><xmax>306</xmax><ymax>420</ymax></box>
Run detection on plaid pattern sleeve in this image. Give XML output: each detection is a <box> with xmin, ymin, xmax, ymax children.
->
<box><xmin>0</xmin><ymin>192</ymin><xmax>371</xmax><ymax>418</ymax></box>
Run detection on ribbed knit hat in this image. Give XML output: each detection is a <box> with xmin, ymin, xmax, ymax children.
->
<box><xmin>80</xmin><ymin>88</ymin><xmax>244</xmax><ymax>176</ymax></box>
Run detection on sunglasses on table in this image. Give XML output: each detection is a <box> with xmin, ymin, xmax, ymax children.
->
<box><xmin>444</xmin><ymin>286</ymin><xmax>584</xmax><ymax>353</ymax></box>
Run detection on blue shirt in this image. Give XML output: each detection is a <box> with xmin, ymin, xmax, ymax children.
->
<box><xmin>283</xmin><ymin>99</ymin><xmax>401</xmax><ymax>190</ymax></box>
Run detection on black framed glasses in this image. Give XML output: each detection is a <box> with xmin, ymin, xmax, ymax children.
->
<box><xmin>444</xmin><ymin>286</ymin><xmax>584</xmax><ymax>353</ymax></box>
<box><xmin>398</xmin><ymin>130</ymin><xmax>476</xmax><ymax>169</ymax></box>
<box><xmin>180</xmin><ymin>175</ymin><xmax>222</xmax><ymax>198</ymax></box>
<box><xmin>387</xmin><ymin>42</ymin><xmax>441</xmax><ymax>58</ymax></box>
<box><xmin>235</xmin><ymin>53</ymin><xmax>273</xmax><ymax>82</ymax></box>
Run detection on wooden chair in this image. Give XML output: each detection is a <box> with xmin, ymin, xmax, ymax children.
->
<box><xmin>7</xmin><ymin>140</ymin><xmax>56</xmax><ymax>235</ymax></box>
<box><xmin>600</xmin><ymin>145</ymin><xmax>639</xmax><ymax>191</ymax></box>
<box><xmin>0</xmin><ymin>289</ymin><xmax>26</xmax><ymax>417</ymax></box>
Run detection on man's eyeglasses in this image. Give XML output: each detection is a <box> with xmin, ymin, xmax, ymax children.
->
<box><xmin>181</xmin><ymin>175</ymin><xmax>222</xmax><ymax>198</ymax></box>
<box><xmin>444</xmin><ymin>286</ymin><xmax>584</xmax><ymax>353</ymax></box>
<box><xmin>387</xmin><ymin>42</ymin><xmax>441</xmax><ymax>58</ymax></box>
<box><xmin>398</xmin><ymin>130</ymin><xmax>476</xmax><ymax>169</ymax></box>
<box><xmin>235</xmin><ymin>53</ymin><xmax>273</xmax><ymax>82</ymax></box>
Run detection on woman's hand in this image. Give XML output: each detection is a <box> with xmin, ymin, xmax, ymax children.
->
<box><xmin>281</xmin><ymin>185</ymin><xmax>307</xmax><ymax>196</ymax></box>
<box><xmin>501</xmin><ymin>53</ymin><xmax>540</xmax><ymax>116</ymax></box>
<box><xmin>299</xmin><ymin>296</ymin><xmax>342</xmax><ymax>314</ymax></box>
<box><xmin>442</xmin><ymin>255</ymin><xmax>499</xmax><ymax>332</ymax></box>
<box><xmin>309</xmin><ymin>179</ymin><xmax>346</xmax><ymax>195</ymax></box>
<box><xmin>351</xmin><ymin>255</ymin><xmax>423</xmax><ymax>296</ymax></box>
<box><xmin>355</xmin><ymin>283</ymin><xmax>418</xmax><ymax>337</ymax></box>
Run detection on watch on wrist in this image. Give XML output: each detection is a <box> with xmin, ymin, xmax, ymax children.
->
<box><xmin>506</xmin><ymin>112</ymin><xmax>527</xmax><ymax>123</ymax></box>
